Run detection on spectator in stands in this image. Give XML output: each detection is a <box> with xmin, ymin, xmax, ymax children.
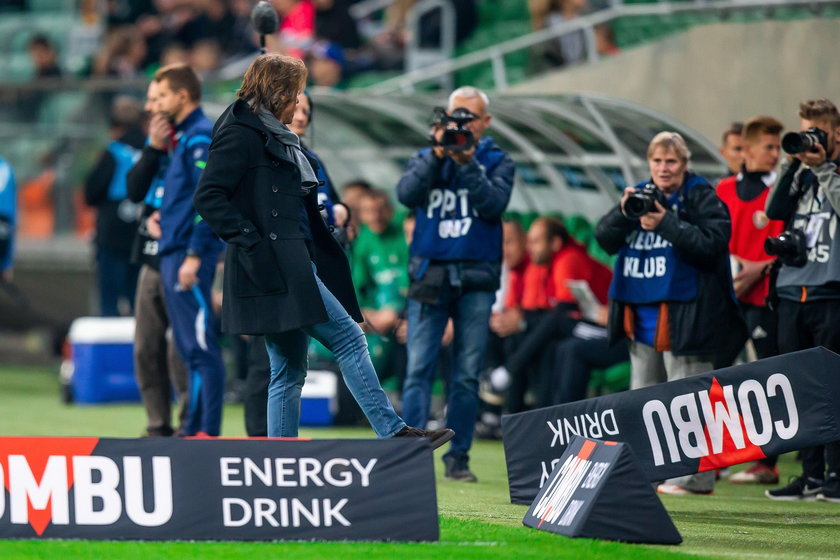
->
<box><xmin>126</xmin><ymin>78</ymin><xmax>189</xmax><ymax>438</ymax></box>
<box><xmin>717</xmin><ymin>116</ymin><xmax>785</xmax><ymax>485</ymax></box>
<box><xmin>92</xmin><ymin>26</ymin><xmax>148</xmax><ymax>78</ymax></box>
<box><xmin>342</xmin><ymin>179</ymin><xmax>373</xmax><ymax>240</ymax></box>
<box><xmin>23</xmin><ymin>34</ymin><xmax>62</xmax><ymax>118</ymax></box>
<box><xmin>193</xmin><ymin>53</ymin><xmax>453</xmax><ymax>448</ymax></box>
<box><xmin>595</xmin><ymin>131</ymin><xmax>745</xmax><ymax>496</ymax></box>
<box><xmin>84</xmin><ymin>95</ymin><xmax>146</xmax><ymax>317</ymax></box>
<box><xmin>314</xmin><ymin>0</ymin><xmax>361</xmax><ymax>51</ymax></box>
<box><xmin>719</xmin><ymin>122</ymin><xmax>744</xmax><ymax>177</ymax></box>
<box><xmin>190</xmin><ymin>39</ymin><xmax>222</xmax><ymax>78</ymax></box>
<box><xmin>269</xmin><ymin>0</ymin><xmax>316</xmax><ymax>59</ymax></box>
<box><xmin>489</xmin><ymin>217</ymin><xmax>612</xmax><ymax>412</ymax></box>
<box><xmin>765</xmin><ymin>99</ymin><xmax>840</xmax><ymax>503</ymax></box>
<box><xmin>202</xmin><ymin>0</ymin><xmax>258</xmax><ymax>60</ymax></box>
<box><xmin>28</xmin><ymin>35</ymin><xmax>62</xmax><ymax>79</ymax></box>
<box><xmin>531</xmin><ymin>0</ymin><xmax>590</xmax><ymax>67</ymax></box>
<box><xmin>148</xmin><ymin>63</ymin><xmax>226</xmax><ymax>437</ymax></box>
<box><xmin>0</xmin><ymin>155</ymin><xmax>16</xmax><ymax>284</ymax></box>
<box><xmin>307</xmin><ymin>40</ymin><xmax>344</xmax><ymax>87</ymax></box>
<box><xmin>398</xmin><ymin>86</ymin><xmax>514</xmax><ymax>482</ymax></box>
<box><xmin>353</xmin><ymin>189</ymin><xmax>409</xmax><ymax>383</ymax></box>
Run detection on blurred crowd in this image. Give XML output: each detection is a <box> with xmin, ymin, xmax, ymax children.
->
<box><xmin>14</xmin><ymin>0</ymin><xmax>618</xmax><ymax>89</ymax></box>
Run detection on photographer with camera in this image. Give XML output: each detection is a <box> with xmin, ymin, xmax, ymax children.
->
<box><xmin>398</xmin><ymin>86</ymin><xmax>515</xmax><ymax>482</ymax></box>
<box><xmin>764</xmin><ymin>99</ymin><xmax>840</xmax><ymax>502</ymax></box>
<box><xmin>595</xmin><ymin>131</ymin><xmax>745</xmax><ymax>495</ymax></box>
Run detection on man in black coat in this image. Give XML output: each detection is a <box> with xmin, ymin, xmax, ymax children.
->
<box><xmin>193</xmin><ymin>53</ymin><xmax>453</xmax><ymax>447</ymax></box>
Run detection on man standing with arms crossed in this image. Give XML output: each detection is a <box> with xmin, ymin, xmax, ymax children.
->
<box><xmin>398</xmin><ymin>86</ymin><xmax>515</xmax><ymax>482</ymax></box>
<box><xmin>149</xmin><ymin>63</ymin><xmax>225</xmax><ymax>437</ymax></box>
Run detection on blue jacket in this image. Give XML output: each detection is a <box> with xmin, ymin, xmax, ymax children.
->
<box><xmin>0</xmin><ymin>157</ymin><xmax>15</xmax><ymax>271</ymax></box>
<box><xmin>397</xmin><ymin>137</ymin><xmax>515</xmax><ymax>262</ymax></box>
<box><xmin>158</xmin><ymin>107</ymin><xmax>222</xmax><ymax>257</ymax></box>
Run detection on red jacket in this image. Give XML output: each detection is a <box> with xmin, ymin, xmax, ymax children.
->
<box><xmin>717</xmin><ymin>175</ymin><xmax>784</xmax><ymax>306</ymax></box>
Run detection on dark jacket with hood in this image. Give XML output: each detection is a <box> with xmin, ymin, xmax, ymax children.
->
<box><xmin>193</xmin><ymin>99</ymin><xmax>361</xmax><ymax>335</ymax></box>
<box><xmin>595</xmin><ymin>172</ymin><xmax>746</xmax><ymax>357</ymax></box>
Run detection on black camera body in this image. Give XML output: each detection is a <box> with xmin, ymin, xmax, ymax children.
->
<box><xmin>781</xmin><ymin>126</ymin><xmax>829</xmax><ymax>155</ymax></box>
<box><xmin>764</xmin><ymin>229</ymin><xmax>807</xmax><ymax>267</ymax></box>
<box><xmin>429</xmin><ymin>106</ymin><xmax>476</xmax><ymax>152</ymax></box>
<box><xmin>624</xmin><ymin>183</ymin><xmax>668</xmax><ymax>219</ymax></box>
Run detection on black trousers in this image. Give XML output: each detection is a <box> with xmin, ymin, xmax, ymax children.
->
<box><xmin>243</xmin><ymin>336</ymin><xmax>270</xmax><ymax>437</ymax></box>
<box><xmin>741</xmin><ymin>303</ymin><xmax>781</xmax><ymax>468</ymax></box>
<box><xmin>503</xmin><ymin>307</ymin><xmax>579</xmax><ymax>413</ymax></box>
<box><xmin>777</xmin><ymin>298</ymin><xmax>840</xmax><ymax>480</ymax></box>
<box><xmin>552</xmin><ymin>336</ymin><xmax>629</xmax><ymax>405</ymax></box>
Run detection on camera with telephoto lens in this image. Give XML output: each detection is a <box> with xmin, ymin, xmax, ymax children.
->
<box><xmin>624</xmin><ymin>183</ymin><xmax>668</xmax><ymax>219</ymax></box>
<box><xmin>429</xmin><ymin>106</ymin><xmax>476</xmax><ymax>151</ymax></box>
<box><xmin>781</xmin><ymin>126</ymin><xmax>829</xmax><ymax>155</ymax></box>
<box><xmin>764</xmin><ymin>229</ymin><xmax>807</xmax><ymax>267</ymax></box>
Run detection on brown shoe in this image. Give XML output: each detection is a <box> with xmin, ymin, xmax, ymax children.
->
<box><xmin>394</xmin><ymin>426</ymin><xmax>455</xmax><ymax>450</ymax></box>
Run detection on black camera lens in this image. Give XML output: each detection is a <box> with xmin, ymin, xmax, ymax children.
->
<box><xmin>781</xmin><ymin>127</ymin><xmax>827</xmax><ymax>155</ymax></box>
<box><xmin>624</xmin><ymin>194</ymin><xmax>653</xmax><ymax>219</ymax></box>
<box><xmin>782</xmin><ymin>132</ymin><xmax>809</xmax><ymax>154</ymax></box>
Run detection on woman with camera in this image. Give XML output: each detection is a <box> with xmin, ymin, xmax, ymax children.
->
<box><xmin>595</xmin><ymin>131</ymin><xmax>746</xmax><ymax>495</ymax></box>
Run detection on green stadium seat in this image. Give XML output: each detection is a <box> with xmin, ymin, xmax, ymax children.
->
<box><xmin>588</xmin><ymin>361</ymin><xmax>630</xmax><ymax>397</ymax></box>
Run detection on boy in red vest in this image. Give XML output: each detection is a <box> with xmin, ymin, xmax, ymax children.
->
<box><xmin>717</xmin><ymin>115</ymin><xmax>785</xmax><ymax>483</ymax></box>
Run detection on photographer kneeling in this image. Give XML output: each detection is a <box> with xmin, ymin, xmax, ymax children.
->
<box><xmin>595</xmin><ymin>131</ymin><xmax>745</xmax><ymax>496</ymax></box>
<box><xmin>764</xmin><ymin>99</ymin><xmax>840</xmax><ymax>502</ymax></box>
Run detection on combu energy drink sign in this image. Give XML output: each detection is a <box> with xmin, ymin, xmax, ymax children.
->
<box><xmin>502</xmin><ymin>347</ymin><xmax>840</xmax><ymax>504</ymax></box>
<box><xmin>0</xmin><ymin>438</ymin><xmax>439</xmax><ymax>541</ymax></box>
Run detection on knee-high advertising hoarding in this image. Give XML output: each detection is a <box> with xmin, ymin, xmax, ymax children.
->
<box><xmin>0</xmin><ymin>437</ymin><xmax>439</xmax><ymax>541</ymax></box>
<box><xmin>503</xmin><ymin>347</ymin><xmax>840</xmax><ymax>504</ymax></box>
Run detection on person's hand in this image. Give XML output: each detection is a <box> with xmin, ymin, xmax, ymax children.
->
<box><xmin>619</xmin><ymin>186</ymin><xmax>637</xmax><ymax>218</ymax></box>
<box><xmin>365</xmin><ymin>309</ymin><xmax>400</xmax><ymax>334</ymax></box>
<box><xmin>332</xmin><ymin>203</ymin><xmax>349</xmax><ymax>228</ymax></box>
<box><xmin>595</xmin><ymin>304</ymin><xmax>609</xmax><ymax>327</ymax></box>
<box><xmin>395</xmin><ymin>318</ymin><xmax>408</xmax><ymax>344</ymax></box>
<box><xmin>640</xmin><ymin>200</ymin><xmax>667</xmax><ymax>231</ymax></box>
<box><xmin>489</xmin><ymin>308</ymin><xmax>524</xmax><ymax>338</ymax></box>
<box><xmin>178</xmin><ymin>256</ymin><xmax>201</xmax><ymax>291</ymax></box>
<box><xmin>733</xmin><ymin>258</ymin><xmax>770</xmax><ymax>299</ymax></box>
<box><xmin>146</xmin><ymin>211</ymin><xmax>162</xmax><ymax>239</ymax></box>
<box><xmin>148</xmin><ymin>113</ymin><xmax>172</xmax><ymax>151</ymax></box>
<box><xmin>431</xmin><ymin>126</ymin><xmax>445</xmax><ymax>160</ymax></box>
<box><xmin>441</xmin><ymin>318</ymin><xmax>455</xmax><ymax>346</ymax></box>
<box><xmin>799</xmin><ymin>143</ymin><xmax>827</xmax><ymax>168</ymax></box>
<box><xmin>446</xmin><ymin>144</ymin><xmax>476</xmax><ymax>165</ymax></box>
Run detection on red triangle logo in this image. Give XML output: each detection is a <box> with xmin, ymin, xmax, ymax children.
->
<box><xmin>0</xmin><ymin>437</ymin><xmax>99</xmax><ymax>536</ymax></box>
<box><xmin>697</xmin><ymin>378</ymin><xmax>765</xmax><ymax>472</ymax></box>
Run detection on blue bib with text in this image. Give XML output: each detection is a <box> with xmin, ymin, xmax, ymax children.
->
<box><xmin>609</xmin><ymin>177</ymin><xmax>702</xmax><ymax>303</ymax></box>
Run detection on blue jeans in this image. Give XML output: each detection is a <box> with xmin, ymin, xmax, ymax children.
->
<box><xmin>264</xmin><ymin>264</ymin><xmax>406</xmax><ymax>438</ymax></box>
<box><xmin>402</xmin><ymin>286</ymin><xmax>495</xmax><ymax>461</ymax></box>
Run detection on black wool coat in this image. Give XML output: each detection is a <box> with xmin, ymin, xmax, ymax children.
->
<box><xmin>193</xmin><ymin>99</ymin><xmax>362</xmax><ymax>335</ymax></box>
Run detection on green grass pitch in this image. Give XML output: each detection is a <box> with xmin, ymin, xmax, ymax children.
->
<box><xmin>0</xmin><ymin>365</ymin><xmax>838</xmax><ymax>559</ymax></box>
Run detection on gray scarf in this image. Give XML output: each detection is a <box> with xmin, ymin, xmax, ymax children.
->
<box><xmin>253</xmin><ymin>103</ymin><xmax>318</xmax><ymax>193</ymax></box>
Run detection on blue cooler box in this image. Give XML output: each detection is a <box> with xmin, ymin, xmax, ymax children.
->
<box><xmin>300</xmin><ymin>370</ymin><xmax>337</xmax><ymax>426</ymax></box>
<box><xmin>68</xmin><ymin>317</ymin><xmax>140</xmax><ymax>404</ymax></box>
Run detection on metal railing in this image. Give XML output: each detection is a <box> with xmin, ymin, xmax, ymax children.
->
<box><xmin>364</xmin><ymin>0</ymin><xmax>840</xmax><ymax>94</ymax></box>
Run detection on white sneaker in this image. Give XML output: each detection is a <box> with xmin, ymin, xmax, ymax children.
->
<box><xmin>490</xmin><ymin>366</ymin><xmax>511</xmax><ymax>391</ymax></box>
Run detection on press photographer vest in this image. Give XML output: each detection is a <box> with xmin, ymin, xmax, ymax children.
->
<box><xmin>609</xmin><ymin>176</ymin><xmax>704</xmax><ymax>304</ymax></box>
<box><xmin>410</xmin><ymin>138</ymin><xmax>505</xmax><ymax>262</ymax></box>
<box><xmin>776</xmin><ymin>168</ymin><xmax>840</xmax><ymax>299</ymax></box>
